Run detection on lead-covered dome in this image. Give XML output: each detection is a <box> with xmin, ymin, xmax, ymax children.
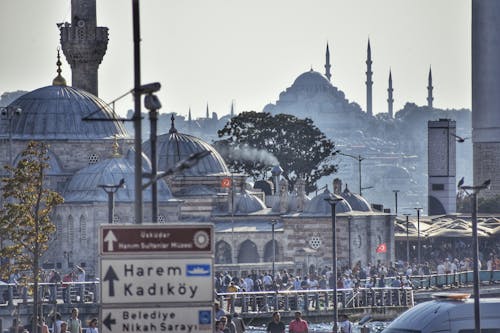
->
<box><xmin>292</xmin><ymin>69</ymin><xmax>331</xmax><ymax>89</ymax></box>
<box><xmin>303</xmin><ymin>188</ymin><xmax>352</xmax><ymax>215</ymax></box>
<box><xmin>340</xmin><ymin>186</ymin><xmax>372</xmax><ymax>212</ymax></box>
<box><xmin>9</xmin><ymin>85</ymin><xmax>129</xmax><ymax>140</ymax></box>
<box><xmin>64</xmin><ymin>153</ymin><xmax>173</xmax><ymax>203</ymax></box>
<box><xmin>143</xmin><ymin>117</ymin><xmax>230</xmax><ymax>176</ymax></box>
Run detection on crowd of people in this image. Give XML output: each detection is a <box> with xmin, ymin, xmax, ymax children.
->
<box><xmin>215</xmin><ymin>250</ymin><xmax>500</xmax><ymax>296</ymax></box>
<box><xmin>8</xmin><ymin>308</ymin><xmax>98</xmax><ymax>333</ymax></box>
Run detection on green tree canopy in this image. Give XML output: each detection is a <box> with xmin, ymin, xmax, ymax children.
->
<box><xmin>215</xmin><ymin>111</ymin><xmax>337</xmax><ymax>193</ymax></box>
<box><xmin>0</xmin><ymin>141</ymin><xmax>63</xmax><ymax>325</ymax></box>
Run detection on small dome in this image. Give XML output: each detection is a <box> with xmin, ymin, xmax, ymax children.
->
<box><xmin>143</xmin><ymin>121</ymin><xmax>229</xmax><ymax>176</ymax></box>
<box><xmin>9</xmin><ymin>85</ymin><xmax>129</xmax><ymax>140</ymax></box>
<box><xmin>292</xmin><ymin>69</ymin><xmax>331</xmax><ymax>89</ymax></box>
<box><xmin>64</xmin><ymin>154</ymin><xmax>173</xmax><ymax>203</ymax></box>
<box><xmin>341</xmin><ymin>186</ymin><xmax>372</xmax><ymax>212</ymax></box>
<box><xmin>235</xmin><ymin>190</ymin><xmax>267</xmax><ymax>214</ymax></box>
<box><xmin>303</xmin><ymin>188</ymin><xmax>352</xmax><ymax>215</ymax></box>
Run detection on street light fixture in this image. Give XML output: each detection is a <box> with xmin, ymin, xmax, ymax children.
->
<box><xmin>337</xmin><ymin>152</ymin><xmax>365</xmax><ymax>196</ymax></box>
<box><xmin>459</xmin><ymin>179</ymin><xmax>491</xmax><ymax>333</ymax></box>
<box><xmin>413</xmin><ymin>207</ymin><xmax>422</xmax><ymax>267</ymax></box>
<box><xmin>402</xmin><ymin>213</ymin><xmax>411</xmax><ymax>265</ymax></box>
<box><xmin>271</xmin><ymin>220</ymin><xmax>277</xmax><ymax>280</ymax></box>
<box><xmin>325</xmin><ymin>193</ymin><xmax>344</xmax><ymax>333</ymax></box>
<box><xmin>98</xmin><ymin>179</ymin><xmax>125</xmax><ymax>224</ymax></box>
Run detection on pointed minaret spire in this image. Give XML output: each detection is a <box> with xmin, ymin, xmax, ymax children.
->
<box><xmin>169</xmin><ymin>114</ymin><xmax>178</xmax><ymax>133</ymax></box>
<box><xmin>230</xmin><ymin>101</ymin><xmax>235</xmax><ymax>118</ymax></box>
<box><xmin>324</xmin><ymin>42</ymin><xmax>332</xmax><ymax>82</ymax></box>
<box><xmin>427</xmin><ymin>66</ymin><xmax>434</xmax><ymax>108</ymax></box>
<box><xmin>365</xmin><ymin>39</ymin><xmax>373</xmax><ymax>116</ymax></box>
<box><xmin>206</xmin><ymin>104</ymin><xmax>209</xmax><ymax>118</ymax></box>
<box><xmin>188</xmin><ymin>107</ymin><xmax>192</xmax><ymax>122</ymax></box>
<box><xmin>387</xmin><ymin>69</ymin><xmax>394</xmax><ymax>118</ymax></box>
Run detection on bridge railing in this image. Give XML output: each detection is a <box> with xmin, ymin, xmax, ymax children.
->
<box><xmin>406</xmin><ymin>270</ymin><xmax>500</xmax><ymax>289</ymax></box>
<box><xmin>216</xmin><ymin>287</ymin><xmax>414</xmax><ymax>314</ymax></box>
<box><xmin>0</xmin><ymin>281</ymin><xmax>100</xmax><ymax>306</ymax></box>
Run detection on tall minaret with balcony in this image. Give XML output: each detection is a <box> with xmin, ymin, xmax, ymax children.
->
<box><xmin>325</xmin><ymin>43</ymin><xmax>332</xmax><ymax>82</ymax></box>
<box><xmin>387</xmin><ymin>70</ymin><xmax>394</xmax><ymax>118</ymax></box>
<box><xmin>427</xmin><ymin>67</ymin><xmax>434</xmax><ymax>108</ymax></box>
<box><xmin>366</xmin><ymin>40</ymin><xmax>373</xmax><ymax>116</ymax></box>
<box><xmin>59</xmin><ymin>0</ymin><xmax>109</xmax><ymax>96</ymax></box>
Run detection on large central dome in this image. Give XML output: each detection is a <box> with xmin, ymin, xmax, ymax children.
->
<box><xmin>292</xmin><ymin>69</ymin><xmax>331</xmax><ymax>89</ymax></box>
<box><xmin>9</xmin><ymin>85</ymin><xmax>129</xmax><ymax>140</ymax></box>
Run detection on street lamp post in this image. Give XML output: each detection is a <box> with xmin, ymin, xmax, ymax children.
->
<box><xmin>325</xmin><ymin>193</ymin><xmax>344</xmax><ymax>333</ymax></box>
<box><xmin>98</xmin><ymin>179</ymin><xmax>125</xmax><ymax>224</ymax></box>
<box><xmin>413</xmin><ymin>208</ymin><xmax>422</xmax><ymax>267</ymax></box>
<box><xmin>337</xmin><ymin>152</ymin><xmax>365</xmax><ymax>196</ymax></box>
<box><xmin>144</xmin><ymin>93</ymin><xmax>162</xmax><ymax>222</ymax></box>
<box><xmin>403</xmin><ymin>213</ymin><xmax>411</xmax><ymax>265</ymax></box>
<box><xmin>271</xmin><ymin>220</ymin><xmax>277</xmax><ymax>280</ymax></box>
<box><xmin>393</xmin><ymin>190</ymin><xmax>400</xmax><ymax>214</ymax></box>
<box><xmin>460</xmin><ymin>179</ymin><xmax>491</xmax><ymax>333</ymax></box>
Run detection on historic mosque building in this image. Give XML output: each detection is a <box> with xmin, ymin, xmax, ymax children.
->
<box><xmin>1</xmin><ymin>0</ymin><xmax>499</xmax><ymax>279</ymax></box>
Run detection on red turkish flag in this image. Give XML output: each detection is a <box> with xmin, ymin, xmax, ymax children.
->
<box><xmin>376</xmin><ymin>243</ymin><xmax>387</xmax><ymax>253</ymax></box>
<box><xmin>221</xmin><ymin>177</ymin><xmax>232</xmax><ymax>188</ymax></box>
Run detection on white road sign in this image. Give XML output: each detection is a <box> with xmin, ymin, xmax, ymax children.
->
<box><xmin>100</xmin><ymin>257</ymin><xmax>213</xmax><ymax>303</ymax></box>
<box><xmin>101</xmin><ymin>306</ymin><xmax>213</xmax><ymax>333</ymax></box>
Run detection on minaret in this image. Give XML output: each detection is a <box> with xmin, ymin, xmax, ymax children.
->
<box><xmin>188</xmin><ymin>108</ymin><xmax>192</xmax><ymax>122</ymax></box>
<box><xmin>427</xmin><ymin>66</ymin><xmax>434</xmax><ymax>108</ymax></box>
<box><xmin>206</xmin><ymin>104</ymin><xmax>210</xmax><ymax>118</ymax></box>
<box><xmin>230</xmin><ymin>101</ymin><xmax>235</xmax><ymax>118</ymax></box>
<box><xmin>387</xmin><ymin>70</ymin><xmax>394</xmax><ymax>118</ymax></box>
<box><xmin>365</xmin><ymin>39</ymin><xmax>373</xmax><ymax>116</ymax></box>
<box><xmin>59</xmin><ymin>0</ymin><xmax>109</xmax><ymax>96</ymax></box>
<box><xmin>325</xmin><ymin>42</ymin><xmax>332</xmax><ymax>82</ymax></box>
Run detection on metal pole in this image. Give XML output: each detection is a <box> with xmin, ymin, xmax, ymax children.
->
<box><xmin>331</xmin><ymin>202</ymin><xmax>338</xmax><ymax>333</ymax></box>
<box><xmin>358</xmin><ymin>156</ymin><xmax>362</xmax><ymax>196</ymax></box>
<box><xmin>471</xmin><ymin>191</ymin><xmax>481</xmax><ymax>333</ymax></box>
<box><xmin>405</xmin><ymin>214</ymin><xmax>410</xmax><ymax>264</ymax></box>
<box><xmin>393</xmin><ymin>190</ymin><xmax>399</xmax><ymax>214</ymax></box>
<box><xmin>417</xmin><ymin>209</ymin><xmax>421</xmax><ymax>267</ymax></box>
<box><xmin>150</xmin><ymin>106</ymin><xmax>158</xmax><ymax>223</ymax></box>
<box><xmin>272</xmin><ymin>221</ymin><xmax>276</xmax><ymax>280</ymax></box>
<box><xmin>107</xmin><ymin>192</ymin><xmax>114</xmax><ymax>224</ymax></box>
<box><xmin>132</xmin><ymin>0</ymin><xmax>143</xmax><ymax>224</ymax></box>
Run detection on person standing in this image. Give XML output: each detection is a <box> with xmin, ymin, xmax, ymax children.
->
<box><xmin>339</xmin><ymin>314</ymin><xmax>352</xmax><ymax>333</ymax></box>
<box><xmin>86</xmin><ymin>319</ymin><xmax>98</xmax><ymax>333</ymax></box>
<box><xmin>289</xmin><ymin>311</ymin><xmax>308</xmax><ymax>333</ymax></box>
<box><xmin>232</xmin><ymin>313</ymin><xmax>246</xmax><ymax>333</ymax></box>
<box><xmin>67</xmin><ymin>308</ymin><xmax>82</xmax><ymax>333</ymax></box>
<box><xmin>266</xmin><ymin>312</ymin><xmax>285</xmax><ymax>333</ymax></box>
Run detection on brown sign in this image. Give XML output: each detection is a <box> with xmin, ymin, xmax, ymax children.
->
<box><xmin>100</xmin><ymin>224</ymin><xmax>213</xmax><ymax>255</ymax></box>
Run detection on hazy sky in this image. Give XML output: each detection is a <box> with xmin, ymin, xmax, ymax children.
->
<box><xmin>0</xmin><ymin>0</ymin><xmax>471</xmax><ymax>119</ymax></box>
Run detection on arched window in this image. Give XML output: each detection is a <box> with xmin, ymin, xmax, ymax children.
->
<box><xmin>215</xmin><ymin>241</ymin><xmax>232</xmax><ymax>264</ymax></box>
<box><xmin>263</xmin><ymin>240</ymin><xmax>279</xmax><ymax>262</ymax></box>
<box><xmin>80</xmin><ymin>215</ymin><xmax>87</xmax><ymax>241</ymax></box>
<box><xmin>68</xmin><ymin>215</ymin><xmax>74</xmax><ymax>243</ymax></box>
<box><xmin>238</xmin><ymin>240</ymin><xmax>259</xmax><ymax>263</ymax></box>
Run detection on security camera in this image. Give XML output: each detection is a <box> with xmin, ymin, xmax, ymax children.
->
<box><xmin>134</xmin><ymin>82</ymin><xmax>161</xmax><ymax>95</ymax></box>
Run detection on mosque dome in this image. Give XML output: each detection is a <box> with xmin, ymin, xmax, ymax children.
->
<box><xmin>303</xmin><ymin>188</ymin><xmax>352</xmax><ymax>215</ymax></box>
<box><xmin>143</xmin><ymin>117</ymin><xmax>230</xmax><ymax>176</ymax></box>
<box><xmin>9</xmin><ymin>85</ymin><xmax>129</xmax><ymax>140</ymax></box>
<box><xmin>235</xmin><ymin>190</ymin><xmax>267</xmax><ymax>214</ymax></box>
<box><xmin>63</xmin><ymin>153</ymin><xmax>173</xmax><ymax>203</ymax></box>
<box><xmin>292</xmin><ymin>69</ymin><xmax>331</xmax><ymax>89</ymax></box>
<box><xmin>340</xmin><ymin>185</ymin><xmax>372</xmax><ymax>212</ymax></box>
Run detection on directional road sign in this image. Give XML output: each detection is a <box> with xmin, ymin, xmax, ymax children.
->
<box><xmin>100</xmin><ymin>224</ymin><xmax>213</xmax><ymax>255</ymax></box>
<box><xmin>100</xmin><ymin>306</ymin><xmax>213</xmax><ymax>333</ymax></box>
<box><xmin>101</xmin><ymin>257</ymin><xmax>213</xmax><ymax>303</ymax></box>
